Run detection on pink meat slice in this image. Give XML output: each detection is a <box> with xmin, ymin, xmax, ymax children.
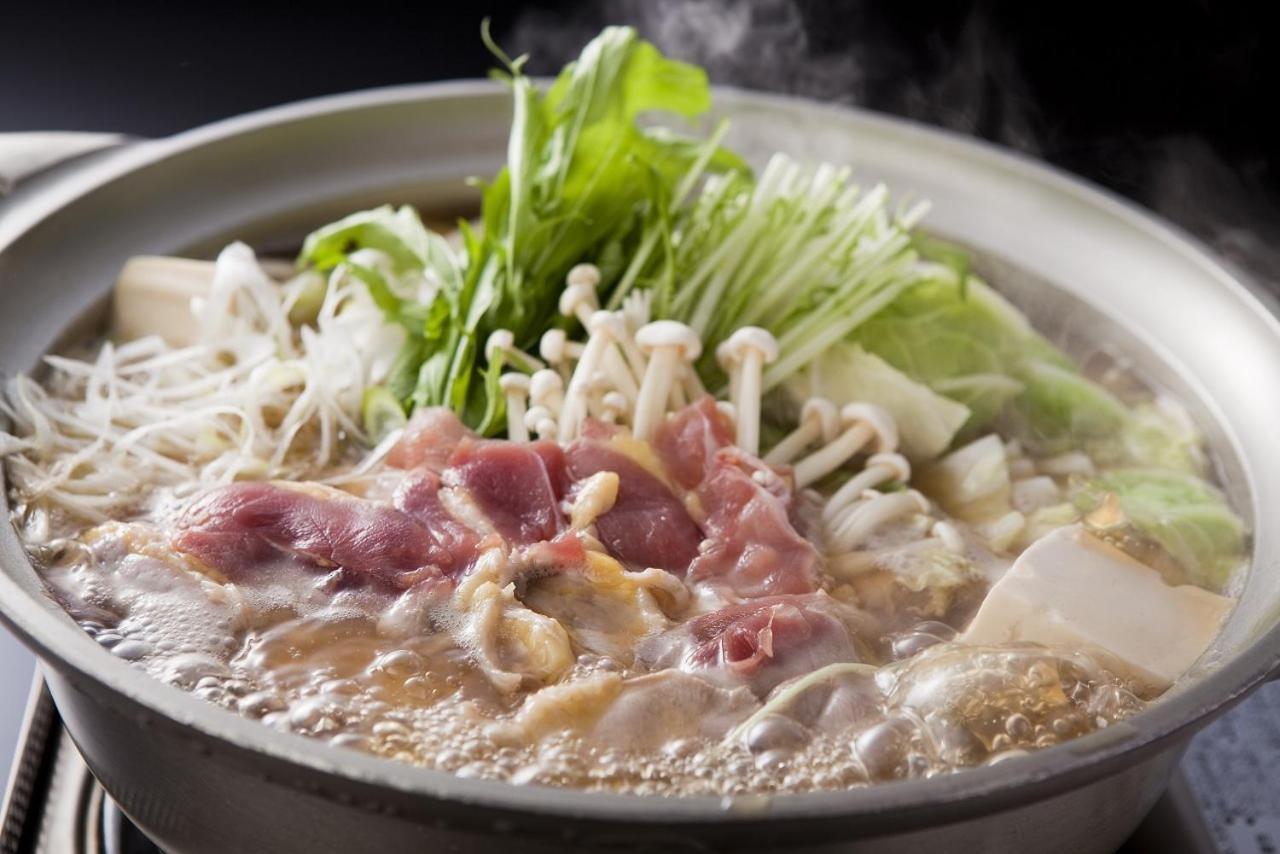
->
<box><xmin>565</xmin><ymin>439</ymin><xmax>701</xmax><ymax>573</ymax></box>
<box><xmin>387</xmin><ymin>407</ymin><xmax>471</xmax><ymax>471</ymax></box>
<box><xmin>622</xmin><ymin>396</ymin><xmax>818</xmax><ymax>594</ymax></box>
<box><xmin>392</xmin><ymin>469</ymin><xmax>481</xmax><ymax>573</ymax></box>
<box><xmin>173</xmin><ymin>482</ymin><xmax>456</xmax><ymax>588</ymax></box>
<box><xmin>687</xmin><ymin>448</ymin><xmax>818</xmax><ymax>597</ymax></box>
<box><xmin>445</xmin><ymin>439</ymin><xmax>566</xmax><ymax>546</ymax></box>
<box><xmin>640</xmin><ymin>595</ymin><xmax>858</xmax><ymax>696</ymax></box>
<box><xmin>651</xmin><ymin>395</ymin><xmax>735</xmax><ymax>490</ymax></box>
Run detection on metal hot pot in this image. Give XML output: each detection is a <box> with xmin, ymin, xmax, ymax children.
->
<box><xmin>1</xmin><ymin>83</ymin><xmax>1278</xmax><ymax>853</ymax></box>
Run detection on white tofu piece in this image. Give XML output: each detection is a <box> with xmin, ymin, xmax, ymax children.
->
<box><xmin>962</xmin><ymin>524</ymin><xmax>1233</xmax><ymax>689</ymax></box>
<box><xmin>111</xmin><ymin>256</ymin><xmax>215</xmax><ymax>346</ymax></box>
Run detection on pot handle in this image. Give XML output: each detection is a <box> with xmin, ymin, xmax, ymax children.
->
<box><xmin>0</xmin><ymin>132</ymin><xmax>132</xmax><ymax>195</ymax></box>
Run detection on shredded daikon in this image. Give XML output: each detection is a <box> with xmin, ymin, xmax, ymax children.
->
<box><xmin>0</xmin><ymin>242</ymin><xmax>402</xmax><ymax>526</ymax></box>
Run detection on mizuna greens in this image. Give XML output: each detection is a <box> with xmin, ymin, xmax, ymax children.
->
<box><xmin>300</xmin><ymin>26</ymin><xmax>743</xmax><ymax>434</ymax></box>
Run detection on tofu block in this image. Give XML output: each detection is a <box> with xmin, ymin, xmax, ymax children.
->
<box><xmin>111</xmin><ymin>256</ymin><xmax>215</xmax><ymax>346</ymax></box>
<box><xmin>961</xmin><ymin>524</ymin><xmax>1234</xmax><ymax>689</ymax></box>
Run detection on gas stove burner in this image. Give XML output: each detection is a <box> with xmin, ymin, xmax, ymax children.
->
<box><xmin>1</xmin><ymin>681</ymin><xmax>161</xmax><ymax>854</ymax></box>
<box><xmin>1</xmin><ymin>676</ymin><xmax>1215</xmax><ymax>854</ymax></box>
<box><xmin>100</xmin><ymin>797</ymin><xmax>161</xmax><ymax>854</ymax></box>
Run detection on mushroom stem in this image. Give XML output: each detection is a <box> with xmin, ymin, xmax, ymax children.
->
<box><xmin>735</xmin><ymin>361</ymin><xmax>763</xmax><ymax>455</ymax></box>
<box><xmin>633</xmin><ymin>321</ymin><xmax>703</xmax><ymax>441</ymax></box>
<box><xmin>539</xmin><ymin>330</ymin><xmax>584</xmax><ymax>382</ymax></box>
<box><xmin>716</xmin><ymin>340</ymin><xmax>743</xmax><ymax>409</ymax></box>
<box><xmin>718</xmin><ymin>327</ymin><xmax>779</xmax><ymax>456</ymax></box>
<box><xmin>633</xmin><ymin>347</ymin><xmax>680</xmax><ymax>440</ymax></box>
<box><xmin>600</xmin><ymin>391</ymin><xmax>629</xmax><ymax>425</ymax></box>
<box><xmin>669</xmin><ymin>375</ymin><xmax>688</xmax><ymax>410</ymax></box>
<box><xmin>524</xmin><ymin>405</ymin><xmax>557</xmax><ymax>440</ymax></box>
<box><xmin>558</xmin><ymin>334</ymin><xmax>610</xmax><ymax>442</ymax></box>
<box><xmin>826</xmin><ymin>489</ymin><xmax>930</xmax><ymax>554</ymax></box>
<box><xmin>485</xmin><ymin>330</ymin><xmax>544</xmax><ymax>374</ymax></box>
<box><xmin>599</xmin><ymin>311</ymin><xmax>648</xmax><ymax>386</ymax></box>
<box><xmin>680</xmin><ymin>365</ymin><xmax>706</xmax><ymax>402</ymax></box>
<box><xmin>792</xmin><ymin>403</ymin><xmax>896</xmax><ymax>488</ymax></box>
<box><xmin>600</xmin><ymin>343</ymin><xmax>640</xmax><ymax>404</ymax></box>
<box><xmin>765</xmin><ymin>398</ymin><xmax>838</xmax><ymax>465</ymax></box>
<box><xmin>585</xmin><ymin>371</ymin><xmax>612</xmax><ymax>419</ymax></box>
<box><xmin>581</xmin><ymin>313</ymin><xmax>640</xmax><ymax>404</ymax></box>
<box><xmin>821</xmin><ymin>452</ymin><xmax>911</xmax><ymax>523</ymax></box>
<box><xmin>499</xmin><ymin>374</ymin><xmax>532</xmax><ymax>442</ymax></box>
<box><xmin>559</xmin><ymin>268</ymin><xmax>600</xmax><ymax>329</ymax></box>
<box><xmin>528</xmin><ymin>370</ymin><xmax>565</xmax><ymax>418</ymax></box>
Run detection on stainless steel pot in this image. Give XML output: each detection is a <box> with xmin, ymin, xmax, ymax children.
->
<box><xmin>1</xmin><ymin>83</ymin><xmax>1277</xmax><ymax>854</ymax></box>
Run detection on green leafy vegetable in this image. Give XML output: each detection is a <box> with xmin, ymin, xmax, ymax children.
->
<box><xmin>1095</xmin><ymin>400</ymin><xmax>1207</xmax><ymax>474</ymax></box>
<box><xmin>848</xmin><ymin>274</ymin><xmax>1132</xmax><ymax>453</ymax></box>
<box><xmin>297</xmin><ymin>26</ymin><xmax>737</xmax><ymax>432</ymax></box>
<box><xmin>361</xmin><ymin>386</ymin><xmax>408</xmax><ymax>443</ymax></box>
<box><xmin>473</xmin><ymin>24</ymin><xmax>742</xmax><ymax>349</ymax></box>
<box><xmin>1007</xmin><ymin>359</ymin><xmax>1127</xmax><ymax>451</ymax></box>
<box><xmin>1075</xmin><ymin>468</ymin><xmax>1246</xmax><ymax>590</ymax></box>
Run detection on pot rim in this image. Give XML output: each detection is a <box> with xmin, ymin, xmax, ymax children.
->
<box><xmin>2</xmin><ymin>78</ymin><xmax>1278</xmax><ymax>826</ymax></box>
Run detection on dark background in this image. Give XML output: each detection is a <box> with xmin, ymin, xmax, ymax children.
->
<box><xmin>2</xmin><ymin>0</ymin><xmax>1277</xmax><ymax>273</ymax></box>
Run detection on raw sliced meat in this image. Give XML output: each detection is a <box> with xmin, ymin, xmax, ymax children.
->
<box><xmin>387</xmin><ymin>407</ymin><xmax>470</xmax><ymax>471</ymax></box>
<box><xmin>173</xmin><ymin>482</ymin><xmax>455</xmax><ymax>587</ymax></box>
<box><xmin>651</xmin><ymin>395</ymin><xmax>735</xmax><ymax>490</ymax></box>
<box><xmin>392</xmin><ymin>469</ymin><xmax>481</xmax><ymax>571</ymax></box>
<box><xmin>565</xmin><ymin>439</ymin><xmax>701</xmax><ymax>572</ymax></box>
<box><xmin>639</xmin><ymin>594</ymin><xmax>860</xmax><ymax>695</ymax></box>
<box><xmin>445</xmin><ymin>439</ymin><xmax>566</xmax><ymax>546</ymax></box>
<box><xmin>688</xmin><ymin>448</ymin><xmax>819</xmax><ymax>596</ymax></box>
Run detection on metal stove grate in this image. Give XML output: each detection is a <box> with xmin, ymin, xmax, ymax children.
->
<box><xmin>1</xmin><ymin>679</ymin><xmax>161</xmax><ymax>854</ymax></box>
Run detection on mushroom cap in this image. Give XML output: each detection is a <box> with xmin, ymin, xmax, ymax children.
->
<box><xmin>866</xmin><ymin>451</ymin><xmax>911</xmax><ymax>483</ymax></box>
<box><xmin>539</xmin><ymin>329</ymin><xmax>570</xmax><ymax>363</ymax></box>
<box><xmin>529</xmin><ymin>369</ymin><xmax>564</xmax><ymax>403</ymax></box>
<box><xmin>586</xmin><ymin>310</ymin><xmax>628</xmax><ymax>339</ymax></box>
<box><xmin>799</xmin><ymin>398</ymin><xmax>841</xmax><ymax>442</ymax></box>
<box><xmin>559</xmin><ymin>281</ymin><xmax>599</xmax><ymax>318</ymax></box>
<box><xmin>585</xmin><ymin>370</ymin><xmax>613</xmax><ymax>393</ymax></box>
<box><xmin>722</xmin><ymin>326</ymin><xmax>780</xmax><ymax>363</ymax></box>
<box><xmin>601</xmin><ymin>391</ymin><xmax>629</xmax><ymax>415</ymax></box>
<box><xmin>498</xmin><ymin>372</ymin><xmax>532</xmax><ymax>394</ymax></box>
<box><xmin>524</xmin><ymin>405</ymin><xmax>553</xmax><ymax>429</ymax></box>
<box><xmin>636</xmin><ymin>320</ymin><xmax>702</xmax><ymax>360</ymax></box>
<box><xmin>484</xmin><ymin>329</ymin><xmax>516</xmax><ymax>362</ymax></box>
<box><xmin>904</xmin><ymin>489</ymin><xmax>932</xmax><ymax>515</ymax></box>
<box><xmin>839</xmin><ymin>402</ymin><xmax>898</xmax><ymax>453</ymax></box>
<box><xmin>715</xmin><ymin>338</ymin><xmax>739</xmax><ymax>370</ymax></box>
<box><xmin>566</xmin><ymin>263</ymin><xmax>602</xmax><ymax>290</ymax></box>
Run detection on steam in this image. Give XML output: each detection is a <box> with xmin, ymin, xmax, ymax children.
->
<box><xmin>509</xmin><ymin>0</ymin><xmax>1275</xmax><ymax>291</ymax></box>
<box><xmin>1142</xmin><ymin>137</ymin><xmax>1280</xmax><ymax>294</ymax></box>
<box><xmin>512</xmin><ymin>1</ymin><xmax>1039</xmax><ymax>149</ymax></box>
